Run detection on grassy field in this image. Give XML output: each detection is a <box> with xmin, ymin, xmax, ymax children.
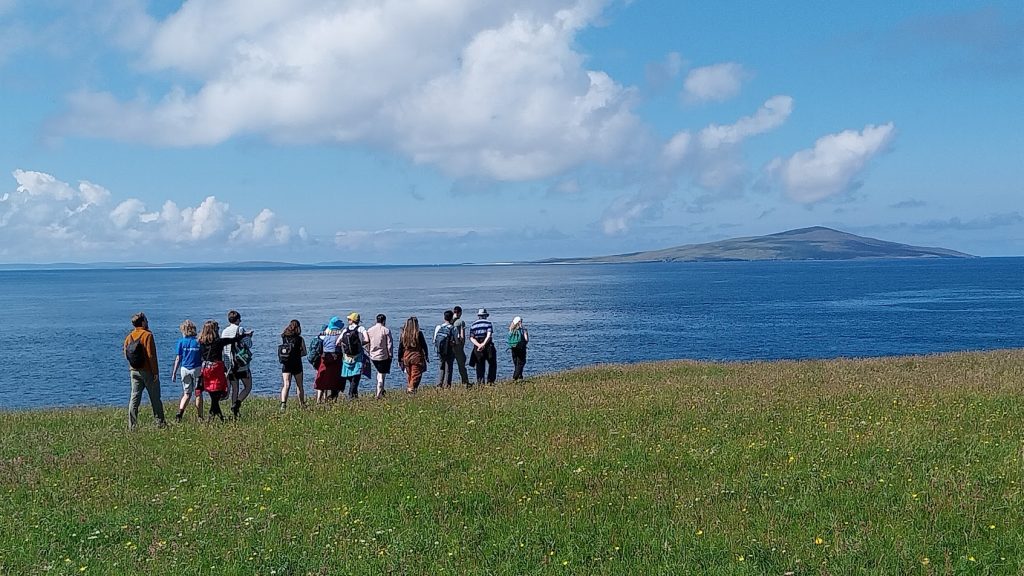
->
<box><xmin>2</xmin><ymin>351</ymin><xmax>1024</xmax><ymax>575</ymax></box>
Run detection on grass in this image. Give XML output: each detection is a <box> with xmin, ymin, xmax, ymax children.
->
<box><xmin>2</xmin><ymin>350</ymin><xmax>1024</xmax><ymax>575</ymax></box>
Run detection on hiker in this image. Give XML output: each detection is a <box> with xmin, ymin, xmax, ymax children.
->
<box><xmin>433</xmin><ymin>310</ymin><xmax>456</xmax><ymax>389</ymax></box>
<box><xmin>221</xmin><ymin>310</ymin><xmax>254</xmax><ymax>418</ymax></box>
<box><xmin>469</xmin><ymin>308</ymin><xmax>497</xmax><ymax>384</ymax></box>
<box><xmin>452</xmin><ymin>306</ymin><xmax>470</xmax><ymax>386</ymax></box>
<box><xmin>507</xmin><ymin>316</ymin><xmax>530</xmax><ymax>380</ymax></box>
<box><xmin>314</xmin><ymin>317</ymin><xmax>344</xmax><ymax>402</ymax></box>
<box><xmin>366</xmin><ymin>314</ymin><xmax>394</xmax><ymax>398</ymax></box>
<box><xmin>198</xmin><ymin>320</ymin><xmax>247</xmax><ymax>421</ymax></box>
<box><xmin>278</xmin><ymin>319</ymin><xmax>308</xmax><ymax>411</ymax></box>
<box><xmin>123</xmin><ymin>312</ymin><xmax>166</xmax><ymax>429</ymax></box>
<box><xmin>398</xmin><ymin>316</ymin><xmax>429</xmax><ymax>392</ymax></box>
<box><xmin>170</xmin><ymin>319</ymin><xmax>203</xmax><ymax>422</ymax></box>
<box><xmin>339</xmin><ymin>312</ymin><xmax>369</xmax><ymax>399</ymax></box>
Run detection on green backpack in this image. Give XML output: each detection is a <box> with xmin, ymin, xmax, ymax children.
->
<box><xmin>507</xmin><ymin>328</ymin><xmax>524</xmax><ymax>350</ymax></box>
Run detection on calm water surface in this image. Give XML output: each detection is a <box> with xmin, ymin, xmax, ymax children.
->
<box><xmin>1</xmin><ymin>258</ymin><xmax>1021</xmax><ymax>408</ymax></box>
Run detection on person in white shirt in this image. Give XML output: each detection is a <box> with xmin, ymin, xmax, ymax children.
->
<box><xmin>221</xmin><ymin>309</ymin><xmax>253</xmax><ymax>418</ymax></box>
<box><xmin>365</xmin><ymin>314</ymin><xmax>394</xmax><ymax>398</ymax></box>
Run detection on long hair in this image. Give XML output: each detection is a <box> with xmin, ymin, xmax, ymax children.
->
<box><xmin>180</xmin><ymin>319</ymin><xmax>197</xmax><ymax>337</ymax></box>
<box><xmin>282</xmin><ymin>319</ymin><xmax>301</xmax><ymax>337</ymax></box>
<box><xmin>198</xmin><ymin>320</ymin><xmax>220</xmax><ymax>345</ymax></box>
<box><xmin>509</xmin><ymin>318</ymin><xmax>522</xmax><ymax>331</ymax></box>
<box><xmin>400</xmin><ymin>317</ymin><xmax>421</xmax><ymax>349</ymax></box>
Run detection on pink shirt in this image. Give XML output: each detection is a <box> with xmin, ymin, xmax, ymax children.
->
<box><xmin>365</xmin><ymin>323</ymin><xmax>393</xmax><ymax>361</ymax></box>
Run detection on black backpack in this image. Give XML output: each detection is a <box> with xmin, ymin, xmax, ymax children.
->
<box><xmin>277</xmin><ymin>337</ymin><xmax>297</xmax><ymax>364</ymax></box>
<box><xmin>125</xmin><ymin>335</ymin><xmax>147</xmax><ymax>370</ymax></box>
<box><xmin>340</xmin><ymin>328</ymin><xmax>363</xmax><ymax>357</ymax></box>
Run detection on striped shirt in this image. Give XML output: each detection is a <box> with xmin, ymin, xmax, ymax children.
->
<box><xmin>470</xmin><ymin>319</ymin><xmax>493</xmax><ymax>342</ymax></box>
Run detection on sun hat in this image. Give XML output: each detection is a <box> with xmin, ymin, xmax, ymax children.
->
<box><xmin>512</xmin><ymin>316</ymin><xmax>522</xmax><ymax>325</ymax></box>
<box><xmin>328</xmin><ymin>316</ymin><xmax>343</xmax><ymax>331</ymax></box>
<box><xmin>347</xmin><ymin>312</ymin><xmax>360</xmax><ymax>323</ymax></box>
<box><xmin>477</xmin><ymin>308</ymin><xmax>489</xmax><ymax>318</ymax></box>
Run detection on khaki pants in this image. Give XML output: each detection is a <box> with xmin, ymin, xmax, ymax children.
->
<box><xmin>129</xmin><ymin>370</ymin><xmax>166</xmax><ymax>429</ymax></box>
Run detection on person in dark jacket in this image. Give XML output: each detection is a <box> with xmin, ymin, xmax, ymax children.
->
<box><xmin>279</xmin><ymin>319</ymin><xmax>308</xmax><ymax>411</ymax></box>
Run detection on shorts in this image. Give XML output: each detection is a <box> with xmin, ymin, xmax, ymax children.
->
<box><xmin>180</xmin><ymin>367</ymin><xmax>199</xmax><ymax>395</ymax></box>
<box><xmin>229</xmin><ymin>367</ymin><xmax>251</xmax><ymax>381</ymax></box>
<box><xmin>282</xmin><ymin>359</ymin><xmax>303</xmax><ymax>375</ymax></box>
<box><xmin>371</xmin><ymin>358</ymin><xmax>393</xmax><ymax>375</ymax></box>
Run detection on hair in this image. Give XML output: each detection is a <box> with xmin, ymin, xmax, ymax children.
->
<box><xmin>198</xmin><ymin>320</ymin><xmax>221</xmax><ymax>345</ymax></box>
<box><xmin>131</xmin><ymin>312</ymin><xmax>148</xmax><ymax>328</ymax></box>
<box><xmin>376</xmin><ymin>314</ymin><xmax>386</xmax><ymax>325</ymax></box>
<box><xmin>400</xmin><ymin>317</ymin><xmax>421</xmax><ymax>349</ymax></box>
<box><xmin>282</xmin><ymin>319</ymin><xmax>301</xmax><ymax>337</ymax></box>
<box><xmin>227</xmin><ymin>310</ymin><xmax>241</xmax><ymax>324</ymax></box>
<box><xmin>453</xmin><ymin>306</ymin><xmax>462</xmax><ymax>316</ymax></box>
<box><xmin>180</xmin><ymin>319</ymin><xmax>197</xmax><ymax>337</ymax></box>
<box><xmin>443</xmin><ymin>309</ymin><xmax>453</xmax><ymax>322</ymax></box>
<box><xmin>509</xmin><ymin>318</ymin><xmax>523</xmax><ymax>331</ymax></box>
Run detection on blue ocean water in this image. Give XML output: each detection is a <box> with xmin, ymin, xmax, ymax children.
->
<box><xmin>0</xmin><ymin>258</ymin><xmax>1021</xmax><ymax>409</ymax></box>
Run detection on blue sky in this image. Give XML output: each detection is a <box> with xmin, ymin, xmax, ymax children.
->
<box><xmin>0</xmin><ymin>0</ymin><xmax>1021</xmax><ymax>264</ymax></box>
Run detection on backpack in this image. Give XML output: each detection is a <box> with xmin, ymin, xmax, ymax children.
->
<box><xmin>507</xmin><ymin>328</ymin><xmax>524</xmax><ymax>350</ymax></box>
<box><xmin>125</xmin><ymin>335</ymin><xmax>147</xmax><ymax>369</ymax></box>
<box><xmin>340</xmin><ymin>328</ymin><xmax>363</xmax><ymax>357</ymax></box>
<box><xmin>307</xmin><ymin>335</ymin><xmax>324</xmax><ymax>367</ymax></box>
<box><xmin>232</xmin><ymin>339</ymin><xmax>253</xmax><ymax>368</ymax></box>
<box><xmin>277</xmin><ymin>337</ymin><xmax>297</xmax><ymax>364</ymax></box>
<box><xmin>435</xmin><ymin>324</ymin><xmax>454</xmax><ymax>357</ymax></box>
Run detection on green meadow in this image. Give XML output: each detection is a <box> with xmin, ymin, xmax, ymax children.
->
<box><xmin>2</xmin><ymin>351</ymin><xmax>1023</xmax><ymax>575</ymax></box>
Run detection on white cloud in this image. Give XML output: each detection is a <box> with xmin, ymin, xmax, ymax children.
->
<box><xmin>698</xmin><ymin>95</ymin><xmax>793</xmax><ymax>149</ymax></box>
<box><xmin>57</xmin><ymin>0</ymin><xmax>647</xmax><ymax>182</ymax></box>
<box><xmin>768</xmin><ymin>123</ymin><xmax>895</xmax><ymax>203</ymax></box>
<box><xmin>0</xmin><ymin>170</ymin><xmax>296</xmax><ymax>260</ymax></box>
<box><xmin>683</xmin><ymin>62</ymin><xmax>748</xmax><ymax>103</ymax></box>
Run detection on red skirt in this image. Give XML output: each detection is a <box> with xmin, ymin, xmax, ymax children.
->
<box><xmin>314</xmin><ymin>352</ymin><xmax>342</xmax><ymax>391</ymax></box>
<box><xmin>201</xmin><ymin>361</ymin><xmax>228</xmax><ymax>393</ymax></box>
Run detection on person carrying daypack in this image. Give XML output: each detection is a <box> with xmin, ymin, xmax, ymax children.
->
<box><xmin>433</xmin><ymin>310</ymin><xmax>456</xmax><ymax>389</ymax></box>
<box><xmin>278</xmin><ymin>319</ymin><xmax>308</xmax><ymax>411</ymax></box>
<box><xmin>123</xmin><ymin>312</ymin><xmax>166</xmax><ymax>430</ymax></box>
<box><xmin>221</xmin><ymin>310</ymin><xmax>253</xmax><ymax>418</ymax></box>
<box><xmin>339</xmin><ymin>312</ymin><xmax>369</xmax><ymax>399</ymax></box>
<box><xmin>507</xmin><ymin>316</ymin><xmax>530</xmax><ymax>380</ymax></box>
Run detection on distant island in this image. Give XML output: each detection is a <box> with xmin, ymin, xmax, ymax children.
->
<box><xmin>539</xmin><ymin>226</ymin><xmax>973</xmax><ymax>264</ymax></box>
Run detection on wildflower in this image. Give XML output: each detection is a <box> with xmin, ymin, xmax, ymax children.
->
<box><xmin>921</xmin><ymin>557</ymin><xmax>929</xmax><ymax>565</ymax></box>
<box><xmin>814</xmin><ymin>537</ymin><xmax>823</xmax><ymax>545</ymax></box>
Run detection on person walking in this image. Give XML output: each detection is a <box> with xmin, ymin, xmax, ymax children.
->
<box><xmin>507</xmin><ymin>316</ymin><xmax>530</xmax><ymax>380</ymax></box>
<box><xmin>278</xmin><ymin>319</ymin><xmax>308</xmax><ymax>411</ymax></box>
<box><xmin>170</xmin><ymin>319</ymin><xmax>203</xmax><ymax>422</ymax></box>
<box><xmin>366</xmin><ymin>314</ymin><xmax>394</xmax><ymax>398</ymax></box>
<box><xmin>221</xmin><ymin>310</ymin><xmax>254</xmax><ymax>418</ymax></box>
<box><xmin>469</xmin><ymin>308</ymin><xmax>497</xmax><ymax>385</ymax></box>
<box><xmin>398</xmin><ymin>317</ymin><xmax>429</xmax><ymax>393</ymax></box>
<box><xmin>124</xmin><ymin>312</ymin><xmax>166</xmax><ymax>429</ymax></box>
<box><xmin>197</xmin><ymin>320</ymin><xmax>246</xmax><ymax>421</ymax></box>
<box><xmin>433</xmin><ymin>310</ymin><xmax>456</xmax><ymax>389</ymax></box>
<box><xmin>339</xmin><ymin>312</ymin><xmax>369</xmax><ymax>399</ymax></box>
<box><xmin>314</xmin><ymin>317</ymin><xmax>344</xmax><ymax>403</ymax></box>
<box><xmin>452</xmin><ymin>306</ymin><xmax>470</xmax><ymax>386</ymax></box>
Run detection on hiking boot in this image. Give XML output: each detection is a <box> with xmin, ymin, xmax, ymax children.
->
<box><xmin>174</xmin><ymin>413</ymin><xmax>183</xmax><ymax>423</ymax></box>
<box><xmin>231</xmin><ymin>401</ymin><xmax>241</xmax><ymax>418</ymax></box>
<box><xmin>279</xmin><ymin>402</ymin><xmax>287</xmax><ymax>412</ymax></box>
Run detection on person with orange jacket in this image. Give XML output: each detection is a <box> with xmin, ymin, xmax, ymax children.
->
<box><xmin>123</xmin><ymin>312</ymin><xmax>166</xmax><ymax>430</ymax></box>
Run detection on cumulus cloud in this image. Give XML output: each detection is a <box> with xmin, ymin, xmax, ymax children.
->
<box><xmin>0</xmin><ymin>170</ymin><xmax>294</xmax><ymax>260</ymax></box>
<box><xmin>698</xmin><ymin>95</ymin><xmax>793</xmax><ymax>149</ymax></box>
<box><xmin>56</xmin><ymin>0</ymin><xmax>648</xmax><ymax>182</ymax></box>
<box><xmin>767</xmin><ymin>123</ymin><xmax>895</xmax><ymax>204</ymax></box>
<box><xmin>683</xmin><ymin>62</ymin><xmax>749</xmax><ymax>103</ymax></box>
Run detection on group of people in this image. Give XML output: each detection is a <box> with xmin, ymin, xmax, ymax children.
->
<box><xmin>122</xmin><ymin>306</ymin><xmax>530</xmax><ymax>428</ymax></box>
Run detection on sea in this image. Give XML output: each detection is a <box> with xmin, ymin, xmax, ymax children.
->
<box><xmin>1</xmin><ymin>258</ymin><xmax>1022</xmax><ymax>409</ymax></box>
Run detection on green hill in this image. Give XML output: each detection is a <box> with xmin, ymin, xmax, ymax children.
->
<box><xmin>1</xmin><ymin>351</ymin><xmax>1021</xmax><ymax>574</ymax></box>
<box><xmin>542</xmin><ymin>226</ymin><xmax>973</xmax><ymax>263</ymax></box>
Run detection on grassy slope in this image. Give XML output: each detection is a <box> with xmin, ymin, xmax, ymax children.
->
<box><xmin>2</xmin><ymin>351</ymin><xmax>1023</xmax><ymax>575</ymax></box>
